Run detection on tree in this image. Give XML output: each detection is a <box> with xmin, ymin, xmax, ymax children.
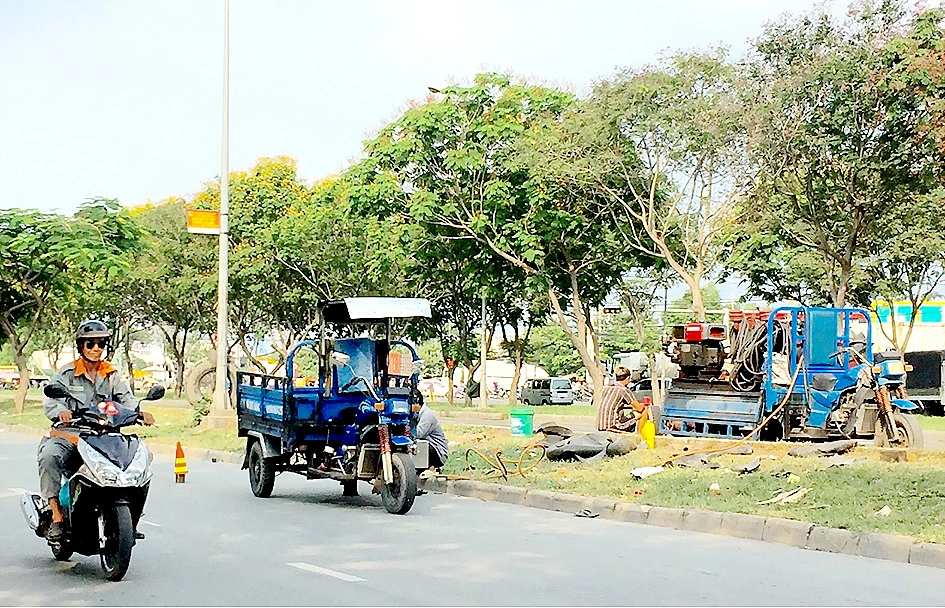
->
<box><xmin>362</xmin><ymin>73</ymin><xmax>639</xmax><ymax>403</ymax></box>
<box><xmin>132</xmin><ymin>198</ymin><xmax>216</xmax><ymax>396</ymax></box>
<box><xmin>261</xmin><ymin>174</ymin><xmax>413</xmax><ymax>370</ymax></box>
<box><xmin>665</xmin><ymin>284</ymin><xmax>724</xmax><ymax>326</ymax></box>
<box><xmin>191</xmin><ymin>157</ymin><xmax>314</xmax><ymax>374</ymax></box>
<box><xmin>870</xmin><ymin>8</ymin><xmax>945</xmax><ymax>351</ymax></box>
<box><xmin>526</xmin><ymin>324</ymin><xmax>584</xmax><ymax>377</ymax></box>
<box><xmin>871</xmin><ymin>192</ymin><xmax>945</xmax><ymax>351</ymax></box>
<box><xmin>0</xmin><ymin>200</ymin><xmax>141</xmax><ymax>411</ymax></box>
<box><xmin>524</xmin><ymin>51</ymin><xmax>746</xmax><ymax>322</ymax></box>
<box><xmin>730</xmin><ymin>3</ymin><xmax>945</xmax><ymax>308</ymax></box>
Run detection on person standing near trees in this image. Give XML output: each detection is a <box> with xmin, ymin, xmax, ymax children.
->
<box><xmin>596</xmin><ymin>366</ymin><xmax>647</xmax><ymax>433</ymax></box>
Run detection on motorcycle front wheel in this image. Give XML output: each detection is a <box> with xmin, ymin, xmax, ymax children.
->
<box><xmin>874</xmin><ymin>412</ymin><xmax>924</xmax><ymax>449</ymax></box>
<box><xmin>381</xmin><ymin>452</ymin><xmax>417</xmax><ymax>515</ymax></box>
<box><xmin>100</xmin><ymin>504</ymin><xmax>134</xmax><ymax>581</ymax></box>
<box><xmin>51</xmin><ymin>540</ymin><xmax>73</xmax><ymax>561</ymax></box>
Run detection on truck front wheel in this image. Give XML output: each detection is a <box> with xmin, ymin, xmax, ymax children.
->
<box><xmin>248</xmin><ymin>440</ymin><xmax>276</xmax><ymax>498</ymax></box>
<box><xmin>381</xmin><ymin>452</ymin><xmax>417</xmax><ymax>515</ymax></box>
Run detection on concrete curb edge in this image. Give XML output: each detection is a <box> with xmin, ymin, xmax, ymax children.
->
<box><xmin>430</xmin><ymin>476</ymin><xmax>945</xmax><ymax>571</ymax></box>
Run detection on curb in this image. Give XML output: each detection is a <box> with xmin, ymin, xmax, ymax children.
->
<box><xmin>427</xmin><ymin>476</ymin><xmax>945</xmax><ymax>571</ymax></box>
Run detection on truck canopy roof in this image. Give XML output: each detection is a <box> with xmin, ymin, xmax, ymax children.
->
<box><xmin>320</xmin><ymin>297</ymin><xmax>432</xmax><ymax>323</ymax></box>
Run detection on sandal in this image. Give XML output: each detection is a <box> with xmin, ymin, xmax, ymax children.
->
<box><xmin>574</xmin><ymin>508</ymin><xmax>600</xmax><ymax>518</ymax></box>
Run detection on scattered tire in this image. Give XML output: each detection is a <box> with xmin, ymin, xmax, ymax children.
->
<box><xmin>185</xmin><ymin>360</ymin><xmax>237</xmax><ymax>406</ymax></box>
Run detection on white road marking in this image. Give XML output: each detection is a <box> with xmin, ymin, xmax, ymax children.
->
<box><xmin>287</xmin><ymin>562</ymin><xmax>366</xmax><ymax>582</ymax></box>
<box><xmin>140</xmin><ymin>520</ymin><xmax>162</xmax><ymax>527</ymax></box>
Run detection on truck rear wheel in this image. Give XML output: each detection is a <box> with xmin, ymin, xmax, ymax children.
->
<box><xmin>874</xmin><ymin>412</ymin><xmax>924</xmax><ymax>449</ymax></box>
<box><xmin>248</xmin><ymin>440</ymin><xmax>275</xmax><ymax>498</ymax></box>
<box><xmin>381</xmin><ymin>452</ymin><xmax>417</xmax><ymax>515</ymax></box>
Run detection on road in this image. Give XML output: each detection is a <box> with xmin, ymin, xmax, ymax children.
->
<box><xmin>1</xmin><ymin>431</ymin><xmax>944</xmax><ymax>606</ymax></box>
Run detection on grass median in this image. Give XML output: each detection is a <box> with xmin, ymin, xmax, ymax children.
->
<box><xmin>4</xmin><ymin>390</ymin><xmax>944</xmax><ymax>543</ymax></box>
<box><xmin>0</xmin><ymin>391</ymin><xmax>243</xmax><ymax>452</ymax></box>
<box><xmin>441</xmin><ymin>424</ymin><xmax>945</xmax><ymax>543</ymax></box>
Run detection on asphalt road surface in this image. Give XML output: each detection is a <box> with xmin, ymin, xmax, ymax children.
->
<box><xmin>1</xmin><ymin>430</ymin><xmax>944</xmax><ymax>606</ymax></box>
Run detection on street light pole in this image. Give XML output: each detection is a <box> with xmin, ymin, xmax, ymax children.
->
<box><xmin>480</xmin><ymin>295</ymin><xmax>488</xmax><ymax>409</ymax></box>
<box><xmin>212</xmin><ymin>0</ymin><xmax>230</xmax><ymax>412</ymax></box>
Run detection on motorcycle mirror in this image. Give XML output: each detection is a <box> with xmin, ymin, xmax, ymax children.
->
<box><xmin>43</xmin><ymin>384</ymin><xmax>69</xmax><ymax>400</ymax></box>
<box><xmin>144</xmin><ymin>385</ymin><xmax>165</xmax><ymax>401</ymax></box>
<box><xmin>330</xmin><ymin>352</ymin><xmax>351</xmax><ymax>367</ymax></box>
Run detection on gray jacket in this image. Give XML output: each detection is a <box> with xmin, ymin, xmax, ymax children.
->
<box><xmin>416</xmin><ymin>405</ymin><xmax>449</xmax><ymax>465</ymax></box>
<box><xmin>43</xmin><ymin>360</ymin><xmax>139</xmax><ymax>421</ymax></box>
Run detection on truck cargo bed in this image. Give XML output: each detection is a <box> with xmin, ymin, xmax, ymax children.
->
<box><xmin>661</xmin><ymin>380</ymin><xmax>764</xmax><ymax>439</ymax></box>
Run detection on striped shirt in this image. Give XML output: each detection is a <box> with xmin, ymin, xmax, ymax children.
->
<box><xmin>597</xmin><ymin>382</ymin><xmax>640</xmax><ymax>432</ymax></box>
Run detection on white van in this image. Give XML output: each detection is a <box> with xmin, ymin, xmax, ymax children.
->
<box><xmin>521</xmin><ymin>377</ymin><xmax>573</xmax><ymax>405</ymax></box>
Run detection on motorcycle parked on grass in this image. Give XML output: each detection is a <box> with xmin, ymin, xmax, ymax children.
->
<box><xmin>20</xmin><ymin>383</ymin><xmax>164</xmax><ymax>581</ymax></box>
<box><xmin>827</xmin><ymin>345</ymin><xmax>924</xmax><ymax>448</ymax></box>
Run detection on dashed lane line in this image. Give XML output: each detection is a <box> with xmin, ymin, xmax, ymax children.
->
<box><xmin>287</xmin><ymin>562</ymin><xmax>366</xmax><ymax>582</ymax></box>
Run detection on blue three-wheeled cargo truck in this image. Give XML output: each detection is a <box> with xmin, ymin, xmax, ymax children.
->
<box><xmin>659</xmin><ymin>306</ymin><xmax>924</xmax><ymax>448</ymax></box>
<box><xmin>236</xmin><ymin>298</ymin><xmax>431</xmax><ymax>514</ymax></box>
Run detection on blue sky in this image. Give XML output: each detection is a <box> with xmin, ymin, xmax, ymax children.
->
<box><xmin>0</xmin><ymin>0</ymin><xmax>833</xmax><ymax>216</ymax></box>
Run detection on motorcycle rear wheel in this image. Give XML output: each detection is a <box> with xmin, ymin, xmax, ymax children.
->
<box><xmin>100</xmin><ymin>504</ymin><xmax>134</xmax><ymax>581</ymax></box>
<box><xmin>381</xmin><ymin>452</ymin><xmax>417</xmax><ymax>515</ymax></box>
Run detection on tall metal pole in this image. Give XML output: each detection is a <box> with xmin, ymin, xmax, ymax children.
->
<box><xmin>212</xmin><ymin>0</ymin><xmax>230</xmax><ymax>411</ymax></box>
<box><xmin>480</xmin><ymin>295</ymin><xmax>488</xmax><ymax>409</ymax></box>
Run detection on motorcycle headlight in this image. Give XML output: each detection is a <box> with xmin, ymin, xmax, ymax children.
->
<box><xmin>78</xmin><ymin>441</ymin><xmax>152</xmax><ymax>488</ymax></box>
<box><xmin>121</xmin><ymin>444</ymin><xmax>153</xmax><ymax>486</ymax></box>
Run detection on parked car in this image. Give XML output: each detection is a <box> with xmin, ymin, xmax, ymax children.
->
<box><xmin>521</xmin><ymin>377</ymin><xmax>573</xmax><ymax>405</ymax></box>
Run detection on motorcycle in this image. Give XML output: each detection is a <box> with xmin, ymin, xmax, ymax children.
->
<box><xmin>20</xmin><ymin>383</ymin><xmax>164</xmax><ymax>581</ymax></box>
<box><xmin>822</xmin><ymin>345</ymin><xmax>924</xmax><ymax>448</ymax></box>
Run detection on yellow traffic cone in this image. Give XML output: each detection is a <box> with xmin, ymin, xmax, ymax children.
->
<box><xmin>175</xmin><ymin>442</ymin><xmax>188</xmax><ymax>483</ymax></box>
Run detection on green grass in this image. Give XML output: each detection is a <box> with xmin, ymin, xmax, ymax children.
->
<box><xmin>917</xmin><ymin>414</ymin><xmax>945</xmax><ymax>432</ymax></box>
<box><xmin>0</xmin><ymin>391</ymin><xmax>243</xmax><ymax>452</ymax></box>
<box><xmin>427</xmin><ymin>401</ymin><xmax>596</xmax><ymax>417</ymax></box>
<box><xmin>441</xmin><ymin>425</ymin><xmax>945</xmax><ymax>543</ymax></box>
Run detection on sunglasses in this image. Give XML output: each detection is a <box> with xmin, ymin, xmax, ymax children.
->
<box><xmin>82</xmin><ymin>339</ymin><xmax>109</xmax><ymax>350</ymax></box>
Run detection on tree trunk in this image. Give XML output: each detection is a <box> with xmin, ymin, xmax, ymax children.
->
<box><xmin>123</xmin><ymin>321</ymin><xmax>134</xmax><ymax>391</ymax></box>
<box><xmin>240</xmin><ymin>334</ymin><xmax>267</xmax><ymax>373</ymax></box>
<box><xmin>833</xmin><ymin>263</ymin><xmax>852</xmax><ymax>308</ymax></box>
<box><xmin>13</xmin><ymin>349</ymin><xmax>30</xmax><ymax>414</ymax></box>
<box><xmin>446</xmin><ymin>366</ymin><xmax>456</xmax><ymax>404</ymax></box>
<box><xmin>510</xmin><ymin>346</ymin><xmax>522</xmax><ymax>406</ymax></box>
<box><xmin>688</xmin><ymin>279</ymin><xmax>707</xmax><ymax>322</ymax></box>
<box><xmin>547</xmin><ymin>287</ymin><xmax>605</xmax><ymax>408</ymax></box>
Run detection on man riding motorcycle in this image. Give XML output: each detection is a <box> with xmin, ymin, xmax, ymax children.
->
<box><xmin>38</xmin><ymin>320</ymin><xmax>155</xmax><ymax>542</ymax></box>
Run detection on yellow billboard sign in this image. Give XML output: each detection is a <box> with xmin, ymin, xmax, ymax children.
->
<box><xmin>186</xmin><ymin>209</ymin><xmax>220</xmax><ymax>235</ymax></box>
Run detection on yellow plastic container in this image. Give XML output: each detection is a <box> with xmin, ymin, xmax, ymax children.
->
<box><xmin>640</xmin><ymin>420</ymin><xmax>656</xmax><ymax>449</ymax></box>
